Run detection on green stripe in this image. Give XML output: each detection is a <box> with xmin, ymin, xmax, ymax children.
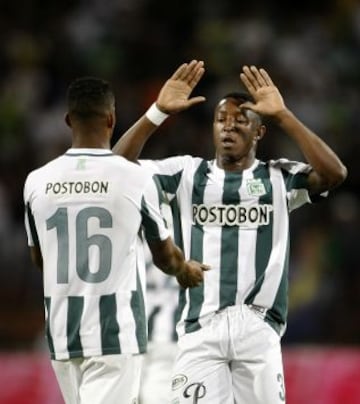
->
<box><xmin>281</xmin><ymin>168</ymin><xmax>308</xmax><ymax>191</ymax></box>
<box><xmin>219</xmin><ymin>172</ymin><xmax>242</xmax><ymax>309</ymax></box>
<box><xmin>26</xmin><ymin>203</ymin><xmax>40</xmax><ymax>248</ymax></box>
<box><xmin>154</xmin><ymin>172</ymin><xmax>184</xmax><ymax>248</ymax></box>
<box><xmin>99</xmin><ymin>294</ymin><xmax>121</xmax><ymax>354</ymax></box>
<box><xmin>147</xmin><ymin>305</ymin><xmax>160</xmax><ymax>341</ymax></box>
<box><xmin>155</xmin><ymin>171</ymin><xmax>183</xmax><ymax>194</ymax></box>
<box><xmin>170</xmin><ymin>198</ymin><xmax>184</xmax><ymax>250</ymax></box>
<box><xmin>172</xmin><ymin>304</ymin><xmax>179</xmax><ymax>342</ymax></box>
<box><xmin>44</xmin><ymin>297</ymin><xmax>55</xmax><ymax>359</ymax></box>
<box><xmin>246</xmin><ymin>163</ymin><xmax>273</xmax><ymax>304</ymax></box>
<box><xmin>185</xmin><ymin>160</ymin><xmax>209</xmax><ymax>333</ymax></box>
<box><xmin>265</xmin><ymin>236</ymin><xmax>290</xmax><ymax>334</ymax></box>
<box><xmin>130</xmin><ymin>270</ymin><xmax>147</xmax><ymax>353</ymax></box>
<box><xmin>67</xmin><ymin>296</ymin><xmax>84</xmax><ymax>358</ymax></box>
<box><xmin>141</xmin><ymin>196</ymin><xmax>162</xmax><ymax>241</ymax></box>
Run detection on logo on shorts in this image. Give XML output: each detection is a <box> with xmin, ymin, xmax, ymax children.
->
<box><xmin>183</xmin><ymin>382</ymin><xmax>207</xmax><ymax>403</ymax></box>
<box><xmin>172</xmin><ymin>374</ymin><xmax>188</xmax><ymax>390</ymax></box>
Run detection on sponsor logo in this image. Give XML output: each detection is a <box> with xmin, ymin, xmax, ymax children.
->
<box><xmin>246</xmin><ymin>178</ymin><xmax>266</xmax><ymax>196</ymax></box>
<box><xmin>192</xmin><ymin>203</ymin><xmax>272</xmax><ymax>228</ymax></box>
<box><xmin>45</xmin><ymin>181</ymin><xmax>109</xmax><ymax>195</ymax></box>
<box><xmin>172</xmin><ymin>374</ymin><xmax>188</xmax><ymax>391</ymax></box>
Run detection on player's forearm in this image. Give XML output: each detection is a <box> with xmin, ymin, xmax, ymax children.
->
<box><xmin>153</xmin><ymin>243</ymin><xmax>186</xmax><ymax>277</ymax></box>
<box><xmin>112</xmin><ymin>116</ymin><xmax>158</xmax><ymax>161</ymax></box>
<box><xmin>275</xmin><ymin>109</ymin><xmax>347</xmax><ymax>187</ymax></box>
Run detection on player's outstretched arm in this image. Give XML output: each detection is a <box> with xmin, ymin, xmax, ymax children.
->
<box><xmin>240</xmin><ymin>65</ymin><xmax>347</xmax><ymax>194</ymax></box>
<box><xmin>112</xmin><ymin>60</ymin><xmax>205</xmax><ymax>161</ymax></box>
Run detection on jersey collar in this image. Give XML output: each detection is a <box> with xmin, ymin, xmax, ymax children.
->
<box><xmin>65</xmin><ymin>148</ymin><xmax>114</xmax><ymax>156</ymax></box>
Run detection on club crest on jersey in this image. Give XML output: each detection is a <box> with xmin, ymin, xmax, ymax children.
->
<box><xmin>246</xmin><ymin>178</ymin><xmax>266</xmax><ymax>196</ymax></box>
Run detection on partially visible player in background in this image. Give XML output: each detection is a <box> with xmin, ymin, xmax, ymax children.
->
<box><xmin>23</xmin><ymin>76</ymin><xmax>207</xmax><ymax>404</ymax></box>
<box><xmin>140</xmin><ymin>200</ymin><xmax>179</xmax><ymax>404</ymax></box>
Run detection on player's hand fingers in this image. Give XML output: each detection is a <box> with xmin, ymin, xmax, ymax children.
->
<box><xmin>185</xmin><ymin>96</ymin><xmax>206</xmax><ymax>108</ymax></box>
<box><xmin>250</xmin><ymin>65</ymin><xmax>267</xmax><ymax>87</ymax></box>
<box><xmin>200</xmin><ymin>264</ymin><xmax>211</xmax><ymax>271</ymax></box>
<box><xmin>259</xmin><ymin>68</ymin><xmax>274</xmax><ymax>86</ymax></box>
<box><xmin>241</xmin><ymin>65</ymin><xmax>260</xmax><ymax>91</ymax></box>
<box><xmin>186</xmin><ymin>61</ymin><xmax>205</xmax><ymax>85</ymax></box>
<box><xmin>176</xmin><ymin>59</ymin><xmax>199</xmax><ymax>81</ymax></box>
<box><xmin>170</xmin><ymin>63</ymin><xmax>188</xmax><ymax>80</ymax></box>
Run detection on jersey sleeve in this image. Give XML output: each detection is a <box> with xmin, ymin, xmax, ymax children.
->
<box><xmin>271</xmin><ymin>158</ymin><xmax>328</xmax><ymax>212</ymax></box>
<box><xmin>23</xmin><ymin>175</ymin><xmax>39</xmax><ymax>247</ymax></box>
<box><xmin>139</xmin><ymin>156</ymin><xmax>188</xmax><ymax>197</ymax></box>
<box><xmin>140</xmin><ymin>176</ymin><xmax>170</xmax><ymax>243</ymax></box>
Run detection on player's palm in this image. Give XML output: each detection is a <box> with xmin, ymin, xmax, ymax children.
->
<box><xmin>240</xmin><ymin>65</ymin><xmax>286</xmax><ymax>117</ymax></box>
<box><xmin>157</xmin><ymin>60</ymin><xmax>206</xmax><ymax>114</ymax></box>
<box><xmin>247</xmin><ymin>86</ymin><xmax>285</xmax><ymax>117</ymax></box>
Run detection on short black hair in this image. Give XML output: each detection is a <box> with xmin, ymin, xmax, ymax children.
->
<box><xmin>219</xmin><ymin>91</ymin><xmax>262</xmax><ymax>124</ymax></box>
<box><xmin>221</xmin><ymin>91</ymin><xmax>255</xmax><ymax>104</ymax></box>
<box><xmin>67</xmin><ymin>77</ymin><xmax>115</xmax><ymax>120</ymax></box>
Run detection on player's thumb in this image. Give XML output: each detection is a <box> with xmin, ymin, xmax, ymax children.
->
<box><xmin>187</xmin><ymin>96</ymin><xmax>206</xmax><ymax>107</ymax></box>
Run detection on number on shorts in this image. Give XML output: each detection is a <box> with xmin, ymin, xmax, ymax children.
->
<box><xmin>277</xmin><ymin>373</ymin><xmax>285</xmax><ymax>401</ymax></box>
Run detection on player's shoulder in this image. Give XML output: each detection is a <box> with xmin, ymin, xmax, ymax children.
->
<box><xmin>25</xmin><ymin>155</ymin><xmax>63</xmax><ymax>183</ymax></box>
<box><xmin>171</xmin><ymin>154</ymin><xmax>209</xmax><ymax>170</ymax></box>
<box><xmin>268</xmin><ymin>158</ymin><xmax>311</xmax><ymax>174</ymax></box>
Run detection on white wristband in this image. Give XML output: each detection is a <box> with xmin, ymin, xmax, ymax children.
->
<box><xmin>145</xmin><ymin>103</ymin><xmax>169</xmax><ymax>126</ymax></box>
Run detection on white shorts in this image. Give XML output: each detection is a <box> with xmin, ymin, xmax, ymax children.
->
<box><xmin>52</xmin><ymin>353</ymin><xmax>143</xmax><ymax>404</ymax></box>
<box><xmin>171</xmin><ymin>305</ymin><xmax>285</xmax><ymax>404</ymax></box>
<box><xmin>140</xmin><ymin>341</ymin><xmax>178</xmax><ymax>404</ymax></box>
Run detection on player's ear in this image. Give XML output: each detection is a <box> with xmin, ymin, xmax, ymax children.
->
<box><xmin>65</xmin><ymin>113</ymin><xmax>72</xmax><ymax>128</ymax></box>
<box><xmin>257</xmin><ymin>124</ymin><xmax>266</xmax><ymax>140</ymax></box>
<box><xmin>106</xmin><ymin>112</ymin><xmax>116</xmax><ymax>129</ymax></box>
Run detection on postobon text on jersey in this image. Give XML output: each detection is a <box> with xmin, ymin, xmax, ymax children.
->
<box><xmin>192</xmin><ymin>203</ymin><xmax>273</xmax><ymax>227</ymax></box>
<box><xmin>45</xmin><ymin>181</ymin><xmax>109</xmax><ymax>195</ymax></box>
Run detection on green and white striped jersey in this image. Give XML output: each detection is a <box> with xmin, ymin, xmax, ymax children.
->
<box><xmin>24</xmin><ymin>148</ymin><xmax>169</xmax><ymax>360</ymax></box>
<box><xmin>139</xmin><ymin>155</ymin><xmax>325</xmax><ymax>337</ymax></box>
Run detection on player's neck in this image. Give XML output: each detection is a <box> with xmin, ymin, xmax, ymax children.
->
<box><xmin>216</xmin><ymin>153</ymin><xmax>256</xmax><ymax>172</ymax></box>
<box><xmin>72</xmin><ymin>131</ymin><xmax>111</xmax><ymax>150</ymax></box>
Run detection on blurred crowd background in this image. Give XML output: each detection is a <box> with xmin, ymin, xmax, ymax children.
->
<box><xmin>0</xmin><ymin>0</ymin><xmax>359</xmax><ymax>352</ymax></box>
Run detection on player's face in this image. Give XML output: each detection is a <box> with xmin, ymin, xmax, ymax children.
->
<box><xmin>213</xmin><ymin>98</ymin><xmax>262</xmax><ymax>162</ymax></box>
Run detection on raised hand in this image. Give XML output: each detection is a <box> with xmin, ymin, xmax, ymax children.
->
<box><xmin>156</xmin><ymin>60</ymin><xmax>206</xmax><ymax>114</ymax></box>
<box><xmin>240</xmin><ymin>65</ymin><xmax>286</xmax><ymax>117</ymax></box>
<box><xmin>176</xmin><ymin>260</ymin><xmax>210</xmax><ymax>289</ymax></box>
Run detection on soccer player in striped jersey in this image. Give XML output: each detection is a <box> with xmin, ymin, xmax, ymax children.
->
<box><xmin>23</xmin><ymin>77</ymin><xmax>208</xmax><ymax>404</ymax></box>
<box><xmin>113</xmin><ymin>61</ymin><xmax>347</xmax><ymax>403</ymax></box>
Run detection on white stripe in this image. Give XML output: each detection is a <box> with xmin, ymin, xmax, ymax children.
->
<box><xmin>198</xmin><ymin>170</ymin><xmax>223</xmax><ymax>320</ymax></box>
<box><xmin>116</xmin><ymin>292</ymin><xmax>139</xmax><ymax>352</ymax></box>
<box><xmin>80</xmin><ymin>296</ymin><xmax>101</xmax><ymax>357</ymax></box>
<box><xmin>49</xmin><ymin>296</ymin><xmax>70</xmax><ymax>359</ymax></box>
<box><xmin>236</xmin><ymin>170</ymin><xmax>258</xmax><ymax>303</ymax></box>
<box><xmin>253</xmin><ymin>165</ymin><xmax>289</xmax><ymax>307</ymax></box>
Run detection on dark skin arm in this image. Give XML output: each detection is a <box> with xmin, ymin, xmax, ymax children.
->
<box><xmin>147</xmin><ymin>237</ymin><xmax>209</xmax><ymax>288</ymax></box>
<box><xmin>112</xmin><ymin>60</ymin><xmax>206</xmax><ymax>161</ymax></box>
<box><xmin>240</xmin><ymin>65</ymin><xmax>348</xmax><ymax>194</ymax></box>
<box><xmin>30</xmin><ymin>245</ymin><xmax>43</xmax><ymax>272</ymax></box>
